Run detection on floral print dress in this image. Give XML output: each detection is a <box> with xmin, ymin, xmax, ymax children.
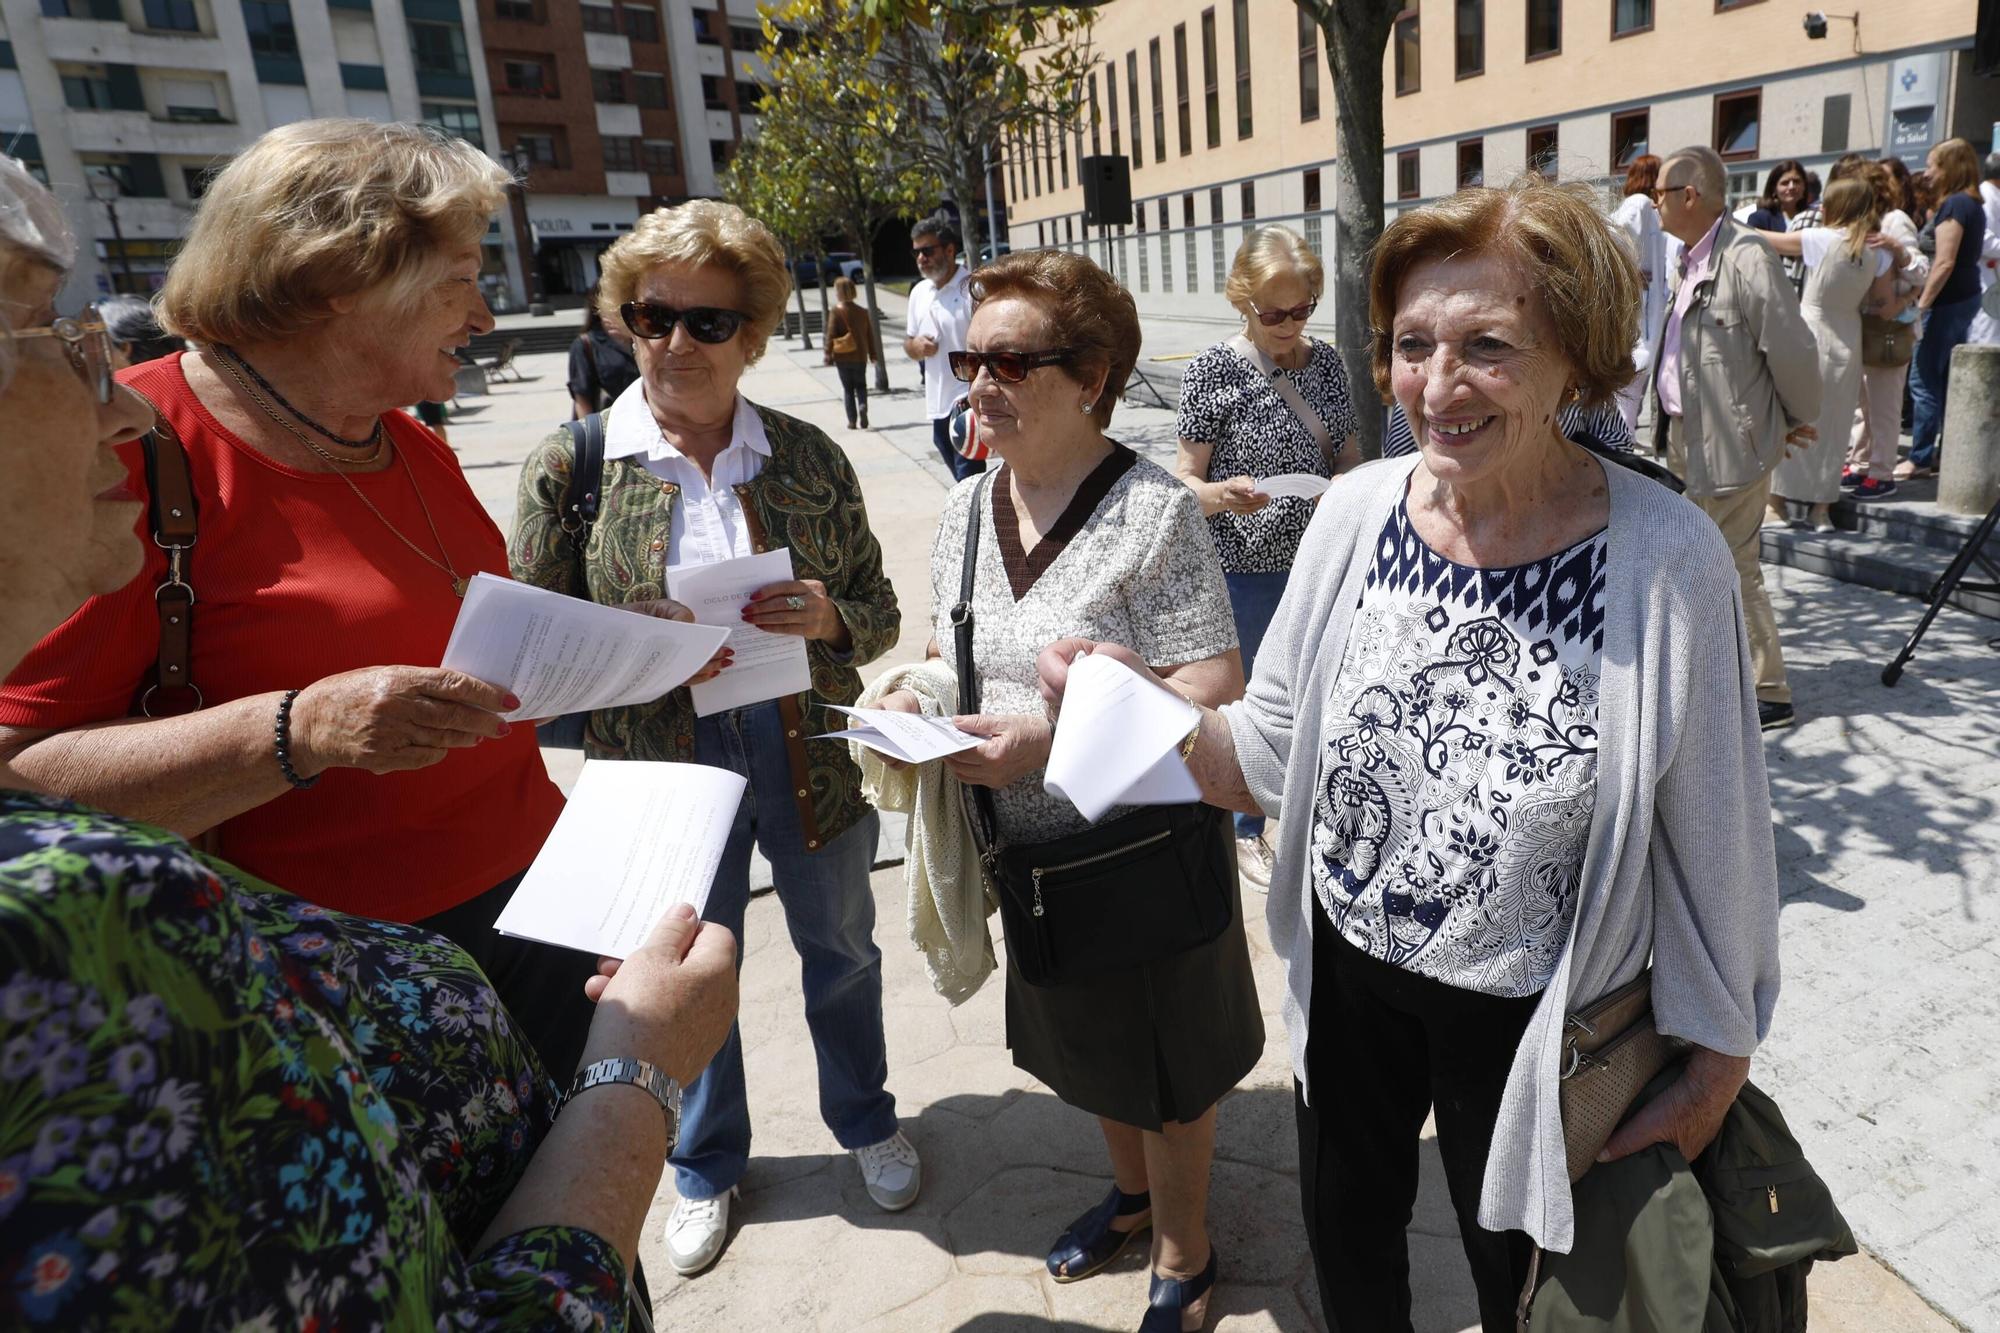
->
<box><xmin>0</xmin><ymin>791</ymin><xmax>629</xmax><ymax>1330</ymax></box>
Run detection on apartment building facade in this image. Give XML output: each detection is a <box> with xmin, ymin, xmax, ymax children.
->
<box><xmin>1004</xmin><ymin>0</ymin><xmax>1999</xmax><ymax>323</ymax></box>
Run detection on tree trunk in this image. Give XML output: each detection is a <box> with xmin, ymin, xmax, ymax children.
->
<box><xmin>957</xmin><ymin>156</ymin><xmax>989</xmax><ymax>277</ymax></box>
<box><xmin>791</xmin><ymin>254</ymin><xmax>814</xmax><ymax>350</ymax></box>
<box><xmin>862</xmin><ymin>261</ymin><xmax>890</xmax><ymax>393</ymax></box>
<box><xmin>815</xmin><ymin>248</ymin><xmax>832</xmax><ymax>331</ymax></box>
<box><xmin>1322</xmin><ymin>2</ymin><xmax>1400</xmax><ymax>460</ymax></box>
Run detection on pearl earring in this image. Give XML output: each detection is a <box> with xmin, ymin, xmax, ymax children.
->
<box><xmin>1080</xmin><ymin>400</ymin><xmax>1095</xmax><ymax>414</ymax></box>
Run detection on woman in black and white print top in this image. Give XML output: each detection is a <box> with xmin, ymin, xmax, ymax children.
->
<box><xmin>1173</xmin><ymin>225</ymin><xmax>1361</xmax><ymax>894</ymax></box>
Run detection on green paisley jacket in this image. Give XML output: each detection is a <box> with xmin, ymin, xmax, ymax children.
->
<box><xmin>509</xmin><ymin>401</ymin><xmax>899</xmax><ymax>851</ymax></box>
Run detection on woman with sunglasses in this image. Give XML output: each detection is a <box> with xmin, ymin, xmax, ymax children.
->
<box><xmin>1173</xmin><ymin>225</ymin><xmax>1360</xmax><ymax>894</ymax></box>
<box><xmin>510</xmin><ymin>199</ymin><xmax>913</xmax><ymax>1279</ymax></box>
<box><xmin>875</xmin><ymin>250</ymin><xmax>1259</xmax><ymax>1332</ymax></box>
<box><xmin>0</xmin><ymin>121</ymin><xmax>600</xmax><ymax>1086</ymax></box>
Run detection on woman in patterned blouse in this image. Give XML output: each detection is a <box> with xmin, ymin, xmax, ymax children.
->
<box><xmin>1040</xmin><ymin>177</ymin><xmax>1781</xmax><ymax>1333</ymax></box>
<box><xmin>0</xmin><ymin>154</ymin><xmax>738</xmax><ymax>1331</ymax></box>
<box><xmin>1174</xmin><ymin>226</ymin><xmax>1360</xmax><ymax>895</ymax></box>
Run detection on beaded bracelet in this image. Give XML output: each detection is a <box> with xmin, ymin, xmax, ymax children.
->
<box><xmin>275</xmin><ymin>689</ymin><xmax>320</xmax><ymax>790</ymax></box>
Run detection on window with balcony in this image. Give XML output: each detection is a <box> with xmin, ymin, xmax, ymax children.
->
<box><xmin>492</xmin><ymin>0</ymin><xmax>537</xmax><ymax>21</ymax></box>
<box><xmin>692</xmin><ymin>11</ymin><xmax>719</xmax><ymax>44</ymax></box>
<box><xmin>1149</xmin><ymin>38</ymin><xmax>1165</xmax><ymax>162</ymax></box>
<box><xmin>591</xmin><ymin>67</ymin><xmax>627</xmax><ymax>103</ymax></box>
<box><xmin>1527</xmin><ymin>122</ymin><xmax>1557</xmax><ymax>178</ymax></box>
<box><xmin>1200</xmin><ymin>8</ymin><xmax>1219</xmax><ymax>148</ymax></box>
<box><xmin>40</xmin><ymin>0</ymin><xmax>122</xmax><ymax>21</ymax></box>
<box><xmin>1393</xmin><ymin>6</ymin><xmax>1419</xmax><ymax>96</ymax></box>
<box><xmin>160</xmin><ymin>77</ymin><xmax>225</xmax><ymax>121</ymax></box>
<box><xmin>603</xmin><ymin>135</ymin><xmax>640</xmax><ymax>171</ymax></box>
<box><xmin>1456</xmin><ymin>136</ymin><xmax>1483</xmax><ymax>188</ymax></box>
<box><xmin>1455</xmin><ymin>0</ymin><xmax>1482</xmax><ymax>78</ymax></box>
<box><xmin>1611</xmin><ymin>108</ymin><xmax>1648</xmax><ymax>166</ymax></box>
<box><xmin>1713</xmin><ymin>88</ymin><xmax>1760</xmax><ymax>160</ymax></box>
<box><xmin>1231</xmin><ymin>0</ymin><xmax>1251</xmax><ymax>138</ymax></box>
<box><xmin>410</xmin><ymin>22</ymin><xmax>469</xmax><ymax>76</ymax></box>
<box><xmin>580</xmin><ymin>3</ymin><xmax>616</xmax><ymax>32</ymax></box>
<box><xmin>1087</xmin><ymin>68</ymin><xmax>1100</xmax><ymax>153</ymax></box>
<box><xmin>1612</xmin><ymin>0</ymin><xmax>1651</xmax><ymax>36</ymax></box>
<box><xmin>503</xmin><ymin>59</ymin><xmax>552</xmax><ymax>96</ymax></box>
<box><xmin>1174</xmin><ymin>24</ymin><xmax>1191</xmax><ymax>154</ymax></box>
<box><xmin>1397</xmin><ymin>148</ymin><xmax>1420</xmax><ymax>199</ymax></box>
<box><xmin>1525</xmin><ymin>0</ymin><xmax>1559</xmax><ymax>59</ymax></box>
<box><xmin>729</xmin><ymin>23</ymin><xmax>761</xmax><ymax>50</ymax></box>
<box><xmin>1105</xmin><ymin>58</ymin><xmax>1120</xmax><ymax>158</ymax></box>
<box><xmin>1240</xmin><ymin>179</ymin><xmax>1255</xmax><ymax>220</ymax></box>
<box><xmin>641</xmin><ymin>138</ymin><xmax>678</xmax><ymax>174</ymax></box>
<box><xmin>60</xmin><ymin>67</ymin><xmax>118</xmax><ymax>111</ymax></box>
<box><xmin>241</xmin><ymin>0</ymin><xmax>299</xmax><ymax>59</ymax></box>
<box><xmin>633</xmin><ymin>71</ymin><xmax>667</xmax><ymax>109</ymax></box>
<box><xmin>710</xmin><ymin>138</ymin><xmax>735</xmax><ymax>169</ymax></box>
<box><xmin>734</xmin><ymin>79</ymin><xmax>763</xmax><ymax>110</ymax></box>
<box><xmin>1297</xmin><ymin>10</ymin><xmax>1319</xmax><ymax>122</ymax></box>
<box><xmin>183</xmin><ymin>163</ymin><xmax>217</xmax><ymax>199</ymax></box>
<box><xmin>1126</xmin><ymin>51</ymin><xmax>1141</xmax><ymax>169</ymax></box>
<box><xmin>622</xmin><ymin>4</ymin><xmax>658</xmax><ymax>43</ymax></box>
<box><xmin>514</xmin><ymin>129</ymin><xmax>563</xmax><ymax>168</ymax></box>
<box><xmin>142</xmin><ymin>0</ymin><xmax>201</xmax><ymax>32</ymax></box>
<box><xmin>423</xmin><ymin>100</ymin><xmax>483</xmax><ymax>147</ymax></box>
<box><xmin>701</xmin><ymin>75</ymin><xmax>727</xmax><ymax>111</ymax></box>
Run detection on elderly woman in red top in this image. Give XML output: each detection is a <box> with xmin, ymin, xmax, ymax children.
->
<box><xmin>0</xmin><ymin>119</ymin><xmax>587</xmax><ymax>1077</ymax></box>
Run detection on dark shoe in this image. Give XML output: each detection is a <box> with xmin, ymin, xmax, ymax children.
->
<box><xmin>1139</xmin><ymin>1247</ymin><xmax>1219</xmax><ymax>1332</ymax></box>
<box><xmin>1047</xmin><ymin>1186</ymin><xmax>1151</xmax><ymax>1283</ymax></box>
<box><xmin>1852</xmin><ymin>477</ymin><xmax>1898</xmax><ymax>500</ymax></box>
<box><xmin>1759</xmin><ymin>701</ymin><xmax>1795</xmax><ymax>732</ymax></box>
<box><xmin>846</xmin><ymin>418</ymin><xmax>857</xmax><ymax>430</ymax></box>
<box><xmin>1839</xmin><ymin>467</ymin><xmax>1865</xmax><ymax>490</ymax></box>
<box><xmin>858</xmin><ymin>414</ymin><xmax>869</xmax><ymax>429</ymax></box>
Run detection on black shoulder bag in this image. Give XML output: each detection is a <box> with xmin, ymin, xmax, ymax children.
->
<box><xmin>952</xmin><ymin>473</ymin><xmax>1237</xmax><ymax>988</ymax></box>
<box><xmin>536</xmin><ymin>412</ymin><xmax>609</xmax><ymax>750</ymax></box>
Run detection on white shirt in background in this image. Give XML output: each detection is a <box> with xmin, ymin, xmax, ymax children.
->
<box><xmin>603</xmin><ymin>383</ymin><xmax>770</xmax><ymax>567</ymax></box>
<box><xmin>906</xmin><ymin>264</ymin><xmax>973</xmax><ymax>420</ymax></box>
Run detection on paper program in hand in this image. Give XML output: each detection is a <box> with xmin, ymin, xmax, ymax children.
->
<box><xmin>823</xmin><ymin>704</ymin><xmax>982</xmax><ymax>765</ymax></box>
<box><xmin>441</xmin><ymin>573</ymin><xmax>732</xmax><ymax>722</ymax></box>
<box><xmin>1254</xmin><ymin>472</ymin><xmax>1330</xmax><ymax>500</ymax></box>
<box><xmin>667</xmin><ymin>549</ymin><xmax>814</xmax><ymax>717</ymax></box>
<box><xmin>1043</xmin><ymin>653</ymin><xmax>1200</xmax><ymax>823</ymax></box>
<box><xmin>493</xmin><ymin>760</ymin><xmax>747</xmax><ymax>959</ymax></box>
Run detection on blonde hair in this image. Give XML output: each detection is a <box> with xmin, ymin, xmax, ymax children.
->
<box><xmin>969</xmin><ymin>249</ymin><xmax>1140</xmax><ymax>427</ymax></box>
<box><xmin>1930</xmin><ymin>138</ymin><xmax>1981</xmax><ymax>197</ymax></box>
<box><xmin>596</xmin><ymin>200</ymin><xmax>791</xmax><ymax>364</ymax></box>
<box><xmin>1818</xmin><ymin>177</ymin><xmax>1880</xmax><ymax>264</ymax></box>
<box><xmin>158</xmin><ymin>119</ymin><xmax>508</xmax><ymax>345</ymax></box>
<box><xmin>1224</xmin><ymin>225</ymin><xmax>1323</xmax><ymax>316</ymax></box>
<box><xmin>832</xmin><ymin>275</ymin><xmax>858</xmax><ymax>303</ymax></box>
<box><xmin>1369</xmin><ymin>175</ymin><xmax>1640</xmax><ymax>408</ymax></box>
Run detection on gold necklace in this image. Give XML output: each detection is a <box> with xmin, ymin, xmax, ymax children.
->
<box><xmin>212</xmin><ymin>351</ymin><xmax>467</xmax><ymax>596</ymax></box>
<box><xmin>210</xmin><ymin>349</ymin><xmax>385</xmax><ymax>465</ymax></box>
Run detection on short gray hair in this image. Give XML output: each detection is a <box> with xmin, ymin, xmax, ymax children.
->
<box><xmin>1662</xmin><ymin>145</ymin><xmax>1728</xmax><ymax>203</ymax></box>
<box><xmin>1984</xmin><ymin>151</ymin><xmax>2000</xmax><ymax>183</ymax></box>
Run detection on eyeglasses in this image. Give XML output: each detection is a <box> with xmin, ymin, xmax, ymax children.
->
<box><xmin>912</xmin><ymin>243</ymin><xmax>945</xmax><ymax>259</ymax></box>
<box><xmin>1249</xmin><ymin>298</ymin><xmax>1317</xmax><ymax>327</ymax></box>
<box><xmin>948</xmin><ymin>348</ymin><xmax>1074</xmax><ymax>383</ymax></box>
<box><xmin>619</xmin><ymin>301</ymin><xmax>749</xmax><ymax>344</ymax></box>
<box><xmin>11</xmin><ymin>307</ymin><xmax>114</xmax><ymax>404</ymax></box>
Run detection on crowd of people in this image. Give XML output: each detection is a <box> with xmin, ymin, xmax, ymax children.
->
<box><xmin>9</xmin><ymin>110</ymin><xmax>1914</xmax><ymax>1333</ymax></box>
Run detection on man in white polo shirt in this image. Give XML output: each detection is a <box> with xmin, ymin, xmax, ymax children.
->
<box><xmin>902</xmin><ymin>214</ymin><xmax>983</xmax><ymax>480</ymax></box>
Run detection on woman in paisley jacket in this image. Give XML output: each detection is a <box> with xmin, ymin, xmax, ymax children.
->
<box><xmin>510</xmin><ymin>200</ymin><xmax>912</xmax><ymax>1279</ymax></box>
<box><xmin>0</xmin><ymin>153</ymin><xmax>738</xmax><ymax>1330</ymax></box>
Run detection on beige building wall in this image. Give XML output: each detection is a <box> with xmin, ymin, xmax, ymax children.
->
<box><xmin>1005</xmin><ymin>0</ymin><xmax>1992</xmax><ymax>323</ymax></box>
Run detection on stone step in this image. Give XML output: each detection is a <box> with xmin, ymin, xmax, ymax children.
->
<box><xmin>1824</xmin><ymin>476</ymin><xmax>1989</xmax><ymax>553</ymax></box>
<box><xmin>1760</xmin><ymin>523</ymin><xmax>2000</xmax><ymax>620</ymax></box>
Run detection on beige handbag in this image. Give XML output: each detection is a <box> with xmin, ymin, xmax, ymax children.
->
<box><xmin>1556</xmin><ymin>970</ymin><xmax>1680</xmax><ymax>1183</ymax></box>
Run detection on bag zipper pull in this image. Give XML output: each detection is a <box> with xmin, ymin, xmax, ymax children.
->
<box><xmin>1767</xmin><ymin>1185</ymin><xmax>1779</xmax><ymax>1214</ymax></box>
<box><xmin>1031</xmin><ymin>867</ymin><xmax>1045</xmax><ymax>917</ymax></box>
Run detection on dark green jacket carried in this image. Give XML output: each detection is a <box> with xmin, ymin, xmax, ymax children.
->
<box><xmin>509</xmin><ymin>401</ymin><xmax>899</xmax><ymax>851</ymax></box>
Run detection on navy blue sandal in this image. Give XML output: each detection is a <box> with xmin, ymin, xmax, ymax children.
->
<box><xmin>1045</xmin><ymin>1186</ymin><xmax>1152</xmax><ymax>1283</ymax></box>
<box><xmin>1139</xmin><ymin>1247</ymin><xmax>1218</xmax><ymax>1332</ymax></box>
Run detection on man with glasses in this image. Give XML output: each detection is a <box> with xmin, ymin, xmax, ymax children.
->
<box><xmin>902</xmin><ymin>215</ymin><xmax>984</xmax><ymax>480</ymax></box>
<box><xmin>1652</xmin><ymin>145</ymin><xmax>1820</xmax><ymax>733</ymax></box>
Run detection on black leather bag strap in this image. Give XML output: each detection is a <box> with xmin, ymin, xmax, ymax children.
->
<box><xmin>952</xmin><ymin>473</ymin><xmax>1000</xmax><ymax>849</ymax></box>
<box><xmin>559</xmin><ymin>412</ymin><xmax>608</xmax><ymax>553</ymax></box>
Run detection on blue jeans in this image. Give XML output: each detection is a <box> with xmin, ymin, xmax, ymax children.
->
<box><xmin>1225</xmin><ymin>569</ymin><xmax>1291</xmax><ymax>840</ymax></box>
<box><xmin>931</xmin><ymin>416</ymin><xmax>987</xmax><ymax>481</ymax></box>
<box><xmin>1909</xmin><ymin>293</ymin><xmax>1980</xmax><ymax>469</ymax></box>
<box><xmin>673</xmin><ymin>701</ymin><xmax>896</xmax><ymax>1199</ymax></box>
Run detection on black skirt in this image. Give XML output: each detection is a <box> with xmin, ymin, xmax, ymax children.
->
<box><xmin>1003</xmin><ymin>873</ymin><xmax>1265</xmax><ymax>1131</ymax></box>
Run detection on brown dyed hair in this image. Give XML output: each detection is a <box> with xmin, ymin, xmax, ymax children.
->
<box><xmin>1368</xmin><ymin>176</ymin><xmax>1640</xmax><ymax>409</ymax></box>
<box><xmin>1880</xmin><ymin>157</ymin><xmax>1919</xmax><ymax>217</ymax></box>
<box><xmin>1622</xmin><ymin>154</ymin><xmax>1662</xmax><ymax>198</ymax></box>
<box><xmin>1930</xmin><ymin>138</ymin><xmax>1981</xmax><ymax>197</ymax></box>
<box><xmin>969</xmin><ymin>249</ymin><xmax>1140</xmax><ymax>427</ymax></box>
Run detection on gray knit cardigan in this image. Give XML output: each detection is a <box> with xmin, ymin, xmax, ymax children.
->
<box><xmin>1221</xmin><ymin>454</ymin><xmax>1781</xmax><ymax>1253</ymax></box>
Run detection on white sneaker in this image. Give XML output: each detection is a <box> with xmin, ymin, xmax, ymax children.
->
<box><xmin>663</xmin><ymin>1186</ymin><xmax>736</xmax><ymax>1276</ymax></box>
<box><xmin>1236</xmin><ymin>835</ymin><xmax>1274</xmax><ymax>894</ymax></box>
<box><xmin>853</xmin><ymin>1130</ymin><xmax>922</xmax><ymax>1211</ymax></box>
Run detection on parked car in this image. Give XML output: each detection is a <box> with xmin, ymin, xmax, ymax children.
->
<box><xmin>978</xmin><ymin>242</ymin><xmax>1012</xmax><ymax>263</ymax></box>
<box><xmin>791</xmin><ymin>251</ymin><xmax>867</xmax><ymax>287</ymax></box>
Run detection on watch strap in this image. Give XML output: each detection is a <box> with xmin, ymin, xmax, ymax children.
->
<box><xmin>564</xmin><ymin>1057</ymin><xmax>681</xmax><ymax>1148</ymax></box>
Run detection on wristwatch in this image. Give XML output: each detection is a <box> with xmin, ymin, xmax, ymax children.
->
<box><xmin>564</xmin><ymin>1057</ymin><xmax>682</xmax><ymax>1152</ymax></box>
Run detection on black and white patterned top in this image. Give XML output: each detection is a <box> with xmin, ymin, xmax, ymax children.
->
<box><xmin>1382</xmin><ymin>399</ymin><xmax>1635</xmax><ymax>459</ymax></box>
<box><xmin>1310</xmin><ymin>501</ymin><xmax>1607</xmax><ymax>997</ymax></box>
<box><xmin>930</xmin><ymin>448</ymin><xmax>1237</xmax><ymax>842</ymax></box>
<box><xmin>1176</xmin><ymin>337</ymin><xmax>1359</xmax><ymax>574</ymax></box>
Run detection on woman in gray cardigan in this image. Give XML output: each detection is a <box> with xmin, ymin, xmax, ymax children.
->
<box><xmin>1037</xmin><ymin>178</ymin><xmax>1781</xmax><ymax>1333</ymax></box>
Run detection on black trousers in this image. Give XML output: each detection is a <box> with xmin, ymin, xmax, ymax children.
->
<box><xmin>1296</xmin><ymin>903</ymin><xmax>1541</xmax><ymax>1333</ymax></box>
<box><xmin>836</xmin><ymin>363</ymin><xmax>868</xmax><ymax>424</ymax></box>
<box><xmin>416</xmin><ymin>871</ymin><xmax>599</xmax><ymax>1085</ymax></box>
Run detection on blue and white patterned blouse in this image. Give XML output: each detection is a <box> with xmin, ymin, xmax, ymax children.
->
<box><xmin>1310</xmin><ymin>502</ymin><xmax>1607</xmax><ymax>997</ymax></box>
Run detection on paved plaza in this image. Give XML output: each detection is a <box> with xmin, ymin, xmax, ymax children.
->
<box><xmin>446</xmin><ymin>300</ymin><xmax>1993</xmax><ymax>1331</ymax></box>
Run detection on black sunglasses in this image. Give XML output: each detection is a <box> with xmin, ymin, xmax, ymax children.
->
<box><xmin>948</xmin><ymin>348</ymin><xmax>1073</xmax><ymax>384</ymax></box>
<box><xmin>620</xmin><ymin>301</ymin><xmax>749</xmax><ymax>344</ymax></box>
<box><xmin>912</xmin><ymin>243</ymin><xmax>945</xmax><ymax>259</ymax></box>
<box><xmin>1249</xmin><ymin>298</ymin><xmax>1317</xmax><ymax>327</ymax></box>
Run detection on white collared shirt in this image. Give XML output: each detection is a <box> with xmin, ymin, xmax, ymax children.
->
<box><xmin>906</xmin><ymin>264</ymin><xmax>973</xmax><ymax>420</ymax></box>
<box><xmin>603</xmin><ymin>382</ymin><xmax>769</xmax><ymax>567</ymax></box>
